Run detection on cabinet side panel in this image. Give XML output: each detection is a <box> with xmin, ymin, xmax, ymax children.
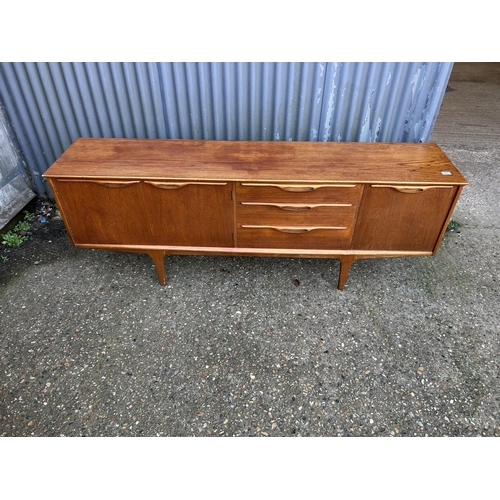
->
<box><xmin>432</xmin><ymin>185</ymin><xmax>464</xmax><ymax>254</ymax></box>
<box><xmin>48</xmin><ymin>178</ymin><xmax>76</xmax><ymax>246</ymax></box>
<box><xmin>351</xmin><ymin>185</ymin><xmax>458</xmax><ymax>251</ymax></box>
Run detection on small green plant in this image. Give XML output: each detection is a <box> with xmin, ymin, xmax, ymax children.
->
<box><xmin>14</xmin><ymin>220</ymin><xmax>30</xmax><ymax>232</ymax></box>
<box><xmin>1</xmin><ymin>231</ymin><xmax>27</xmax><ymax>247</ymax></box>
<box><xmin>0</xmin><ymin>255</ymin><xmax>8</xmax><ymax>262</ymax></box>
<box><xmin>447</xmin><ymin>219</ymin><xmax>461</xmax><ymax>231</ymax></box>
<box><xmin>23</xmin><ymin>210</ymin><xmax>35</xmax><ymax>222</ymax></box>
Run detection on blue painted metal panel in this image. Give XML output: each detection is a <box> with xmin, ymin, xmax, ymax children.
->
<box><xmin>317</xmin><ymin>62</ymin><xmax>452</xmax><ymax>143</ymax></box>
<box><xmin>0</xmin><ymin>62</ymin><xmax>453</xmax><ymax>199</ymax></box>
<box><xmin>0</xmin><ymin>64</ymin><xmax>46</xmax><ymax>195</ymax></box>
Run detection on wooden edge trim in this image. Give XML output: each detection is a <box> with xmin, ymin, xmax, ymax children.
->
<box><xmin>241</xmin><ymin>183</ymin><xmax>357</xmax><ymax>189</ymax></box>
<box><xmin>41</xmin><ymin>174</ymin><xmax>467</xmax><ymax>186</ymax></box>
<box><xmin>55</xmin><ymin>179</ymin><xmax>140</xmax><ymax>187</ymax></box>
<box><xmin>371</xmin><ymin>185</ymin><xmax>454</xmax><ymax>191</ymax></box>
<box><xmin>231</xmin><ymin>183</ymin><xmax>238</xmax><ymax>247</ymax></box>
<box><xmin>75</xmin><ymin>243</ymin><xmax>433</xmax><ymax>258</ymax></box>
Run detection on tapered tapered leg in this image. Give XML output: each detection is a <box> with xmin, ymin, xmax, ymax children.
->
<box><xmin>338</xmin><ymin>256</ymin><xmax>356</xmax><ymax>290</ymax></box>
<box><xmin>148</xmin><ymin>250</ymin><xmax>166</xmax><ymax>285</ymax></box>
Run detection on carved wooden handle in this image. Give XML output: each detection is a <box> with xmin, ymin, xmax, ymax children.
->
<box><xmin>282</xmin><ymin>186</ymin><xmax>315</xmax><ymax>192</ymax></box>
<box><xmin>241</xmin><ymin>183</ymin><xmax>356</xmax><ymax>191</ymax></box>
<box><xmin>144</xmin><ymin>181</ymin><xmax>227</xmax><ymax>189</ymax></box>
<box><xmin>240</xmin><ymin>202</ymin><xmax>353</xmax><ymax>210</ymax></box>
<box><xmin>279</xmin><ymin>205</ymin><xmax>312</xmax><ymax>211</ymax></box>
<box><xmin>241</xmin><ymin>225</ymin><xmax>347</xmax><ymax>233</ymax></box>
<box><xmin>277</xmin><ymin>227</ymin><xmax>313</xmax><ymax>233</ymax></box>
<box><xmin>96</xmin><ymin>181</ymin><xmax>140</xmax><ymax>188</ymax></box>
<box><xmin>57</xmin><ymin>179</ymin><xmax>140</xmax><ymax>188</ymax></box>
<box><xmin>371</xmin><ymin>185</ymin><xmax>454</xmax><ymax>193</ymax></box>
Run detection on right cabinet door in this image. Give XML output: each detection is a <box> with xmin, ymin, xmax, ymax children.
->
<box><xmin>351</xmin><ymin>184</ymin><xmax>459</xmax><ymax>252</ymax></box>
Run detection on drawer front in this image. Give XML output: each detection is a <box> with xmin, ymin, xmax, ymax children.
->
<box><xmin>236</xmin><ymin>182</ymin><xmax>362</xmax><ymax>204</ymax></box>
<box><xmin>237</xmin><ymin>202</ymin><xmax>357</xmax><ymax>226</ymax></box>
<box><xmin>236</xmin><ymin>182</ymin><xmax>360</xmax><ymax>249</ymax></box>
<box><xmin>237</xmin><ymin>225</ymin><xmax>352</xmax><ymax>250</ymax></box>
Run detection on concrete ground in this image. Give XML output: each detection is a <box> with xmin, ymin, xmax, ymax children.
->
<box><xmin>0</xmin><ymin>63</ymin><xmax>499</xmax><ymax>437</ymax></box>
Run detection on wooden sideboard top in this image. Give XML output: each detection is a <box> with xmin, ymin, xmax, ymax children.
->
<box><xmin>43</xmin><ymin>138</ymin><xmax>468</xmax><ymax>186</ymax></box>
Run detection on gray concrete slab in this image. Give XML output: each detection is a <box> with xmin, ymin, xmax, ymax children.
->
<box><xmin>1</xmin><ymin>63</ymin><xmax>499</xmax><ymax>437</ymax></box>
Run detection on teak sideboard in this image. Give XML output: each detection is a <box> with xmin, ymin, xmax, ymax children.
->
<box><xmin>42</xmin><ymin>139</ymin><xmax>468</xmax><ymax>290</ymax></box>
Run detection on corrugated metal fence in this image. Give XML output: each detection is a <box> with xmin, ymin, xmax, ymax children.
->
<box><xmin>0</xmin><ymin>62</ymin><xmax>453</xmax><ymax>199</ymax></box>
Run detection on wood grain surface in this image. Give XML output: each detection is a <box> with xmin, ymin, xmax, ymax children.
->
<box><xmin>43</xmin><ymin>138</ymin><xmax>468</xmax><ymax>185</ymax></box>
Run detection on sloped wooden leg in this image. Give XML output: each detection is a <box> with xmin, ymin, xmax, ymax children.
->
<box><xmin>148</xmin><ymin>250</ymin><xmax>166</xmax><ymax>286</ymax></box>
<box><xmin>338</xmin><ymin>256</ymin><xmax>356</xmax><ymax>290</ymax></box>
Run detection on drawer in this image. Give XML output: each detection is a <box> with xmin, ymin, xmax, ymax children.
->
<box><xmin>237</xmin><ymin>224</ymin><xmax>353</xmax><ymax>250</ymax></box>
<box><xmin>237</xmin><ymin>202</ymin><xmax>357</xmax><ymax>226</ymax></box>
<box><xmin>236</xmin><ymin>182</ymin><xmax>362</xmax><ymax>204</ymax></box>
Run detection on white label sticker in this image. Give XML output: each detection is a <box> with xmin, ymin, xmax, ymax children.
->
<box><xmin>441</xmin><ymin>171</ymin><xmax>452</xmax><ymax>175</ymax></box>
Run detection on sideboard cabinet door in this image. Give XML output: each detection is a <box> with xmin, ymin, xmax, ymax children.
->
<box><xmin>142</xmin><ymin>181</ymin><xmax>234</xmax><ymax>247</ymax></box>
<box><xmin>51</xmin><ymin>179</ymin><xmax>152</xmax><ymax>245</ymax></box>
<box><xmin>352</xmin><ymin>184</ymin><xmax>459</xmax><ymax>252</ymax></box>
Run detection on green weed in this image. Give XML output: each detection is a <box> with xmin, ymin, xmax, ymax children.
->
<box><xmin>1</xmin><ymin>231</ymin><xmax>27</xmax><ymax>247</ymax></box>
<box><xmin>447</xmin><ymin>219</ymin><xmax>461</xmax><ymax>231</ymax></box>
<box><xmin>23</xmin><ymin>210</ymin><xmax>35</xmax><ymax>222</ymax></box>
<box><xmin>14</xmin><ymin>220</ymin><xmax>30</xmax><ymax>232</ymax></box>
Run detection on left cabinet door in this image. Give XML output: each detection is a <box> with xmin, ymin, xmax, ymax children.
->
<box><xmin>51</xmin><ymin>179</ymin><xmax>153</xmax><ymax>245</ymax></box>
